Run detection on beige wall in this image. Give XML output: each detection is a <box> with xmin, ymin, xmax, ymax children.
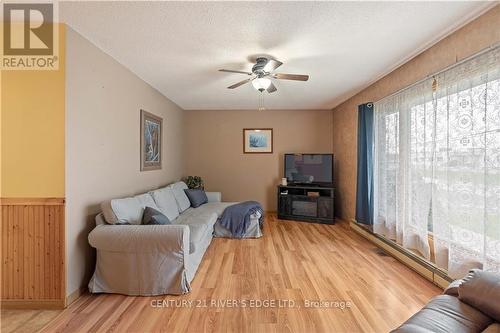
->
<box><xmin>65</xmin><ymin>28</ymin><xmax>185</xmax><ymax>297</ymax></box>
<box><xmin>184</xmin><ymin>110</ymin><xmax>333</xmax><ymax>211</ymax></box>
<box><xmin>332</xmin><ymin>5</ymin><xmax>500</xmax><ymax>221</ymax></box>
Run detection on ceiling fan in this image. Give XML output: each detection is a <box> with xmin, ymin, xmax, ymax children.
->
<box><xmin>219</xmin><ymin>57</ymin><xmax>309</xmax><ymax>94</ymax></box>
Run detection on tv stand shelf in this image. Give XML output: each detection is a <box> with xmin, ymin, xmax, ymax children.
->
<box><xmin>277</xmin><ymin>185</ymin><xmax>334</xmax><ymax>224</ymax></box>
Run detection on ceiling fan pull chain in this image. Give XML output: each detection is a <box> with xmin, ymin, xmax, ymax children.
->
<box><xmin>259</xmin><ymin>92</ymin><xmax>266</xmax><ymax>111</ymax></box>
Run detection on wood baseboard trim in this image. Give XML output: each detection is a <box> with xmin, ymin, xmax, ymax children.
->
<box><xmin>65</xmin><ymin>287</ymin><xmax>86</xmax><ymax>307</ymax></box>
<box><xmin>349</xmin><ymin>220</ymin><xmax>452</xmax><ymax>289</ymax></box>
<box><xmin>1</xmin><ymin>299</ymin><xmax>65</xmax><ymax>310</ymax></box>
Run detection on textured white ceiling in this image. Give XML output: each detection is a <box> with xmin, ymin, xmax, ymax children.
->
<box><xmin>60</xmin><ymin>1</ymin><xmax>494</xmax><ymax>110</ymax></box>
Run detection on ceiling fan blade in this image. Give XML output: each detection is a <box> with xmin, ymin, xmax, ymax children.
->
<box><xmin>273</xmin><ymin>73</ymin><xmax>309</xmax><ymax>81</ymax></box>
<box><xmin>219</xmin><ymin>69</ymin><xmax>253</xmax><ymax>75</ymax></box>
<box><xmin>227</xmin><ymin>77</ymin><xmax>254</xmax><ymax>89</ymax></box>
<box><xmin>266</xmin><ymin>81</ymin><xmax>277</xmax><ymax>93</ymax></box>
<box><xmin>263</xmin><ymin>59</ymin><xmax>283</xmax><ymax>73</ymax></box>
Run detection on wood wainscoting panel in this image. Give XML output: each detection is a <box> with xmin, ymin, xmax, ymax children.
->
<box><xmin>1</xmin><ymin>198</ymin><xmax>65</xmax><ymax>309</ymax></box>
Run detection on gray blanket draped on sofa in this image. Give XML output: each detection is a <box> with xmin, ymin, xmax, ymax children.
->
<box><xmin>219</xmin><ymin>201</ymin><xmax>264</xmax><ymax>238</ymax></box>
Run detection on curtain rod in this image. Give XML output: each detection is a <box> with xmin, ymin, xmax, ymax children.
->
<box><xmin>374</xmin><ymin>42</ymin><xmax>500</xmax><ymax>104</ymax></box>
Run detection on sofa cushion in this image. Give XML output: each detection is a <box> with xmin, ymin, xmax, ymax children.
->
<box><xmin>177</xmin><ymin>202</ymin><xmax>237</xmax><ymax>220</ymax></box>
<box><xmin>100</xmin><ymin>200</ymin><xmax>119</xmax><ymax>224</ymax></box>
<box><xmin>392</xmin><ymin>295</ymin><xmax>493</xmax><ymax>333</ymax></box>
<box><xmin>101</xmin><ymin>193</ymin><xmax>159</xmax><ymax>225</ymax></box>
<box><xmin>175</xmin><ymin>205</ymin><xmax>219</xmax><ymax>227</ymax></box>
<box><xmin>189</xmin><ymin>201</ymin><xmax>236</xmax><ymax>217</ymax></box>
<box><xmin>95</xmin><ymin>213</ymin><xmax>107</xmax><ymax>226</ymax></box>
<box><xmin>459</xmin><ymin>269</ymin><xmax>500</xmax><ymax>321</ymax></box>
<box><xmin>174</xmin><ymin>211</ymin><xmax>217</xmax><ymax>254</ymax></box>
<box><xmin>135</xmin><ymin>193</ymin><xmax>159</xmax><ymax>210</ymax></box>
<box><xmin>169</xmin><ymin>182</ymin><xmax>191</xmax><ymax>213</ymax></box>
<box><xmin>186</xmin><ymin>222</ymin><xmax>211</xmax><ymax>254</ymax></box>
<box><xmin>184</xmin><ymin>189</ymin><xmax>208</xmax><ymax>208</ymax></box>
<box><xmin>111</xmin><ymin>198</ymin><xmax>139</xmax><ymax>225</ymax></box>
<box><xmin>150</xmin><ymin>187</ymin><xmax>180</xmax><ymax>221</ymax></box>
<box><xmin>142</xmin><ymin>206</ymin><xmax>171</xmax><ymax>225</ymax></box>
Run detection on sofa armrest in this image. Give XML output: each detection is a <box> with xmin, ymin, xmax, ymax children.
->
<box><xmin>88</xmin><ymin>224</ymin><xmax>190</xmax><ymax>254</ymax></box>
<box><xmin>206</xmin><ymin>191</ymin><xmax>222</xmax><ymax>203</ymax></box>
<box><xmin>444</xmin><ymin>279</ymin><xmax>462</xmax><ymax>296</ymax></box>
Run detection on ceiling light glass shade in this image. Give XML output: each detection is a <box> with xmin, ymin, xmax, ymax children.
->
<box><xmin>252</xmin><ymin>77</ymin><xmax>271</xmax><ymax>91</ymax></box>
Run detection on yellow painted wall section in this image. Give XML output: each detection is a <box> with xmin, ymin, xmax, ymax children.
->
<box><xmin>1</xmin><ymin>24</ymin><xmax>65</xmax><ymax>198</ymax></box>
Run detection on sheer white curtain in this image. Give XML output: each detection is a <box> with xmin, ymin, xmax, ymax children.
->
<box><xmin>374</xmin><ymin>46</ymin><xmax>500</xmax><ymax>277</ymax></box>
<box><xmin>373</xmin><ymin>80</ymin><xmax>434</xmax><ymax>260</ymax></box>
<box><xmin>431</xmin><ymin>47</ymin><xmax>500</xmax><ymax>278</ymax></box>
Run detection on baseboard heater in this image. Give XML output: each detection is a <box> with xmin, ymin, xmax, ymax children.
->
<box><xmin>349</xmin><ymin>220</ymin><xmax>453</xmax><ymax>289</ymax></box>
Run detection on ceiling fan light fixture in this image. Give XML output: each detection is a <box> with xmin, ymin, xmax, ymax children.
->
<box><xmin>220</xmin><ymin>57</ymin><xmax>308</xmax><ymax>94</ymax></box>
<box><xmin>252</xmin><ymin>77</ymin><xmax>271</xmax><ymax>92</ymax></box>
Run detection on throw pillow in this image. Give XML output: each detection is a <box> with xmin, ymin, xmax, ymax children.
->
<box><xmin>184</xmin><ymin>189</ymin><xmax>208</xmax><ymax>208</ymax></box>
<box><xmin>142</xmin><ymin>206</ymin><xmax>171</xmax><ymax>225</ymax></box>
<box><xmin>458</xmin><ymin>269</ymin><xmax>500</xmax><ymax>321</ymax></box>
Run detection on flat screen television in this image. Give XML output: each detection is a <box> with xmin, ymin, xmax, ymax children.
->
<box><xmin>284</xmin><ymin>153</ymin><xmax>334</xmax><ymax>186</ymax></box>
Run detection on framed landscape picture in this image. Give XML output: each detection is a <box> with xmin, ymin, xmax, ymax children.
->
<box><xmin>140</xmin><ymin>109</ymin><xmax>162</xmax><ymax>171</ymax></box>
<box><xmin>243</xmin><ymin>128</ymin><xmax>273</xmax><ymax>154</ymax></box>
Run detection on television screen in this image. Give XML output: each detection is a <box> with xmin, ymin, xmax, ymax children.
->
<box><xmin>284</xmin><ymin>154</ymin><xmax>333</xmax><ymax>185</ymax></box>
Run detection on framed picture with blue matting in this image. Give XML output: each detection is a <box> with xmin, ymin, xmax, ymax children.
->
<box><xmin>243</xmin><ymin>128</ymin><xmax>273</xmax><ymax>154</ymax></box>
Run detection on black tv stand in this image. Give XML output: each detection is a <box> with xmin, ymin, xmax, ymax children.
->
<box><xmin>277</xmin><ymin>184</ymin><xmax>334</xmax><ymax>224</ymax></box>
<box><xmin>287</xmin><ymin>182</ymin><xmax>333</xmax><ymax>188</ymax></box>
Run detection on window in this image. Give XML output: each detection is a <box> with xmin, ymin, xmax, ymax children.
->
<box><xmin>373</xmin><ymin>46</ymin><xmax>500</xmax><ymax>278</ymax></box>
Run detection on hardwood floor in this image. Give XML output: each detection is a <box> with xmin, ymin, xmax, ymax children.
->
<box><xmin>41</xmin><ymin>216</ymin><xmax>441</xmax><ymax>333</ymax></box>
<box><xmin>1</xmin><ymin>309</ymin><xmax>60</xmax><ymax>333</ymax></box>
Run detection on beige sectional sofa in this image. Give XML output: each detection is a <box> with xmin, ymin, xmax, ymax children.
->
<box><xmin>87</xmin><ymin>181</ymin><xmax>262</xmax><ymax>296</ymax></box>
